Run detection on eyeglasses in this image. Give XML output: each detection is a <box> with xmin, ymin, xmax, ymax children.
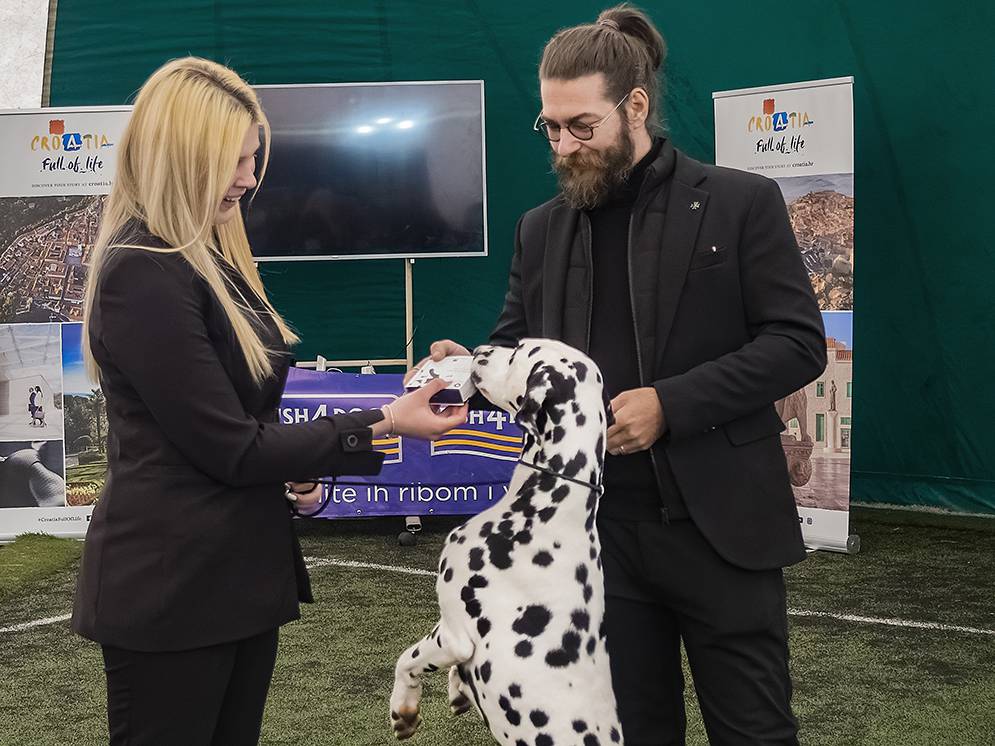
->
<box><xmin>533</xmin><ymin>93</ymin><xmax>630</xmax><ymax>142</ymax></box>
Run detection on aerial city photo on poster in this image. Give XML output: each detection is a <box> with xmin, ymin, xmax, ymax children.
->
<box><xmin>0</xmin><ymin>194</ymin><xmax>104</xmax><ymax>323</ymax></box>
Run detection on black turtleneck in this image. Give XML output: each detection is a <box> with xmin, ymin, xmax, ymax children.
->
<box><xmin>587</xmin><ymin>137</ymin><xmax>689</xmax><ymax>521</ymax></box>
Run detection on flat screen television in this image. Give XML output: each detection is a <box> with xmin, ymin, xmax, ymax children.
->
<box><xmin>244</xmin><ymin>81</ymin><xmax>486</xmax><ymax>261</ymax></box>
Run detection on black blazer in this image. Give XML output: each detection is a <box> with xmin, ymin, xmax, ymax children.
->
<box><xmin>490</xmin><ymin>140</ymin><xmax>827</xmax><ymax>570</ymax></box>
<box><xmin>72</xmin><ymin>227</ymin><xmax>385</xmax><ymax>652</ymax></box>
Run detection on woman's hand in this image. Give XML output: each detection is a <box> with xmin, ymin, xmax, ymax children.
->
<box><xmin>285</xmin><ymin>480</ymin><xmax>324</xmax><ymax>508</ymax></box>
<box><xmin>374</xmin><ymin>378</ymin><xmax>467</xmax><ymax>440</ymax></box>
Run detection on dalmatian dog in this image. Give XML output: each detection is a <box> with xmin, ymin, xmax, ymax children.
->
<box><xmin>390</xmin><ymin>338</ymin><xmax>622</xmax><ymax>746</ymax></box>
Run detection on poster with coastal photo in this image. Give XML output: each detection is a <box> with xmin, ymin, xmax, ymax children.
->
<box><xmin>775</xmin><ymin>173</ymin><xmax>853</xmax><ymax>310</ymax></box>
<box><xmin>61</xmin><ymin>322</ymin><xmax>106</xmax><ymax>507</ymax></box>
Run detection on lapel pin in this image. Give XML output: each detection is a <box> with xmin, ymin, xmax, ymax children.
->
<box><xmin>690</xmin><ymin>201</ymin><xmax>701</xmax><ymax>210</ymax></box>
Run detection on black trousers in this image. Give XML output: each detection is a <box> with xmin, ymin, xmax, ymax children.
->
<box><xmin>598</xmin><ymin>517</ymin><xmax>798</xmax><ymax>746</ymax></box>
<box><xmin>101</xmin><ymin>627</ymin><xmax>279</xmax><ymax>746</ymax></box>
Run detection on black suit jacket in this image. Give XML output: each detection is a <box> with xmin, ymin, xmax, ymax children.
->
<box><xmin>490</xmin><ymin>140</ymin><xmax>827</xmax><ymax>570</ymax></box>
<box><xmin>72</xmin><ymin>228</ymin><xmax>385</xmax><ymax>651</ymax></box>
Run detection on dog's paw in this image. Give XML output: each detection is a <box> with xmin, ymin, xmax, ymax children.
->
<box><xmin>391</xmin><ymin>707</ymin><xmax>422</xmax><ymax>740</ymax></box>
<box><xmin>449</xmin><ymin>693</ymin><xmax>472</xmax><ymax>717</ymax></box>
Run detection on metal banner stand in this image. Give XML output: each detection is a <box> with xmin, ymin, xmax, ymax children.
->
<box><xmin>295</xmin><ymin>258</ymin><xmax>423</xmax><ymax>544</ymax></box>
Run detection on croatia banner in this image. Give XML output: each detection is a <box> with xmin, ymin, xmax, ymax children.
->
<box><xmin>713</xmin><ymin>77</ymin><xmax>855</xmax><ymax>553</ymax></box>
<box><xmin>0</xmin><ymin>105</ymin><xmax>129</xmax><ymax>542</ymax></box>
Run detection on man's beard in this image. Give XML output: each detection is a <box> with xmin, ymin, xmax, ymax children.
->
<box><xmin>552</xmin><ymin>127</ymin><xmax>635</xmax><ymax>210</ymax></box>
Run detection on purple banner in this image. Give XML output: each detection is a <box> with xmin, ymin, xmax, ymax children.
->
<box><xmin>281</xmin><ymin>368</ymin><xmax>519</xmax><ymax>518</ymax></box>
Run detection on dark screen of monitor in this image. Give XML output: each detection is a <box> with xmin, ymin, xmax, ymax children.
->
<box><xmin>244</xmin><ymin>82</ymin><xmax>485</xmax><ymax>259</ymax></box>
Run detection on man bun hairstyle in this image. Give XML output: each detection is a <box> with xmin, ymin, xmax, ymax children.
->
<box><xmin>539</xmin><ymin>3</ymin><xmax>668</xmax><ymax>132</ymax></box>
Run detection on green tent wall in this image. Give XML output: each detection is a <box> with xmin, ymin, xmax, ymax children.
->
<box><xmin>48</xmin><ymin>2</ymin><xmax>995</xmax><ymax>513</ymax></box>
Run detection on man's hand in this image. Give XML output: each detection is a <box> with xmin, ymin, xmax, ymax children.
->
<box><xmin>606</xmin><ymin>387</ymin><xmax>667</xmax><ymax>456</ymax></box>
<box><xmin>403</xmin><ymin>340</ymin><xmax>471</xmax><ymax>386</ymax></box>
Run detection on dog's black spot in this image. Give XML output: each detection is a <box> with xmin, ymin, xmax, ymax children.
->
<box><xmin>571</xmin><ymin>610</ymin><xmax>590</xmax><ymax>631</ymax></box>
<box><xmin>574</xmin><ymin>361</ymin><xmax>588</xmax><ymax>381</ymax></box>
<box><xmin>551</xmin><ymin>425</ymin><xmax>566</xmax><ymax>443</ymax></box>
<box><xmin>545</xmin><ymin>631</ymin><xmax>582</xmax><ymax>667</ymax></box>
<box><xmin>479</xmin><ymin>521</ymin><xmax>494</xmax><ymax>538</ymax></box>
<box><xmin>533</xmin><ymin>551</ymin><xmax>553</xmax><ymax>567</ymax></box>
<box><xmin>573</xmin><ymin>720</ymin><xmax>588</xmax><ymax>732</ymax></box>
<box><xmin>538</xmin><ymin>506</ymin><xmax>557</xmax><ymax>523</ymax></box>
<box><xmin>514</xmin><ymin>529</ymin><xmax>533</xmax><ymax>545</ymax></box>
<box><xmin>530</xmin><ymin>710</ymin><xmax>549</xmax><ymax>727</ymax></box>
<box><xmin>461</xmin><ymin>586</ymin><xmax>482</xmax><ymax>618</ymax></box>
<box><xmin>485</xmin><ymin>532</ymin><xmax>515</xmax><ymax>570</ymax></box>
<box><xmin>512</xmin><ymin>605</ymin><xmax>551</xmax><ymax>637</ymax></box>
<box><xmin>469</xmin><ymin>547</ymin><xmax>485</xmax><ymax>571</ymax></box>
<box><xmin>515</xmin><ymin>640</ymin><xmax>533</xmax><ymax>657</ymax></box>
<box><xmin>499</xmin><ymin>695</ymin><xmax>522</xmax><ymax>726</ymax></box>
<box><xmin>411</xmin><ymin>647</ymin><xmax>419</xmax><ymax>658</ymax></box>
<box><xmin>425</xmin><ymin>663</ymin><xmax>438</xmax><ymax>672</ymax></box>
<box><xmin>478</xmin><ymin>618</ymin><xmax>491</xmax><ymax>637</ymax></box>
<box><xmin>480</xmin><ymin>660</ymin><xmax>491</xmax><ymax>683</ymax></box>
<box><xmin>469</xmin><ymin>574</ymin><xmax>488</xmax><ymax>588</ymax></box>
<box><xmin>575</xmin><ymin>564</ymin><xmax>589</xmax><ymax>585</ymax></box>
<box><xmin>584</xmin><ymin>734</ymin><xmax>601</xmax><ymax>746</ymax></box>
<box><xmin>563</xmin><ymin>451</ymin><xmax>588</xmax><ymax>478</ymax></box>
<box><xmin>509</xmin><ymin>683</ymin><xmax>522</xmax><ymax>698</ymax></box>
<box><xmin>536</xmin><ymin>734</ymin><xmax>553</xmax><ymax>746</ymax></box>
<box><xmin>551</xmin><ymin>485</ymin><xmax>570</xmax><ymax>503</ymax></box>
<box><xmin>443</xmin><ymin>568</ymin><xmax>454</xmax><ymax>582</ymax></box>
<box><xmin>587</xmin><ymin>636</ymin><xmax>597</xmax><ymax>655</ymax></box>
<box><xmin>611</xmin><ymin>726</ymin><xmax>621</xmax><ymax>742</ymax></box>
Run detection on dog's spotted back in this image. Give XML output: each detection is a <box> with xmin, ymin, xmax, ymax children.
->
<box><xmin>390</xmin><ymin>339</ymin><xmax>622</xmax><ymax>745</ymax></box>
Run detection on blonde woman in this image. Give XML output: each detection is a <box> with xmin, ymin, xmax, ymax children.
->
<box><xmin>70</xmin><ymin>57</ymin><xmax>465</xmax><ymax>746</ymax></box>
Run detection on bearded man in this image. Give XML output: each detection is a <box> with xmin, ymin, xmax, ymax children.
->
<box><xmin>422</xmin><ymin>5</ymin><xmax>827</xmax><ymax>744</ymax></box>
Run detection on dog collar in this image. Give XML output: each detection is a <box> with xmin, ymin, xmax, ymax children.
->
<box><xmin>517</xmin><ymin>460</ymin><xmax>605</xmax><ymax>496</ymax></box>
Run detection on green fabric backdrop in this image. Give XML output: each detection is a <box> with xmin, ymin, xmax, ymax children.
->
<box><xmin>49</xmin><ymin>1</ymin><xmax>995</xmax><ymax>513</ymax></box>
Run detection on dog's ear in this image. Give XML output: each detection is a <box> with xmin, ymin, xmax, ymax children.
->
<box><xmin>517</xmin><ymin>362</ymin><xmax>549</xmax><ymax>428</ymax></box>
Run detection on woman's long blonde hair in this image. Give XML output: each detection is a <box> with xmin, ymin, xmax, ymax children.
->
<box><xmin>83</xmin><ymin>56</ymin><xmax>299</xmax><ymax>384</ymax></box>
